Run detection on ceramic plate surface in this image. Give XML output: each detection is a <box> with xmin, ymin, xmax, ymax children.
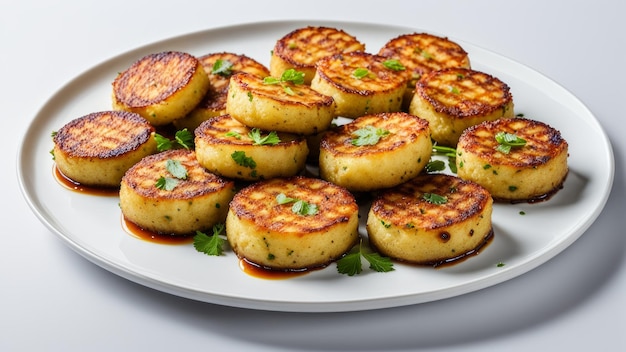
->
<box><xmin>17</xmin><ymin>20</ymin><xmax>614</xmax><ymax>312</ymax></box>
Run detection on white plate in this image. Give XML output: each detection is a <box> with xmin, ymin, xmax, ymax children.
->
<box><xmin>17</xmin><ymin>20</ymin><xmax>614</xmax><ymax>312</ymax></box>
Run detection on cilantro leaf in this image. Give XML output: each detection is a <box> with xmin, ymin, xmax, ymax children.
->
<box><xmin>225</xmin><ymin>131</ymin><xmax>242</xmax><ymax>139</ymax></box>
<box><xmin>175</xmin><ymin>128</ymin><xmax>194</xmax><ymax>150</ymax></box>
<box><xmin>432</xmin><ymin>144</ymin><xmax>458</xmax><ymax>173</ymax></box>
<box><xmin>423</xmin><ymin>192</ymin><xmax>448</xmax><ymax>204</ymax></box>
<box><xmin>280</xmin><ymin>68</ymin><xmax>305</xmax><ymax>85</ymax></box>
<box><xmin>363</xmin><ymin>252</ymin><xmax>394</xmax><ymax>272</ymax></box>
<box><xmin>263</xmin><ymin>68</ymin><xmax>305</xmax><ymax>85</ymax></box>
<box><xmin>155</xmin><ymin>133</ymin><xmax>173</xmax><ymax>151</ymax></box>
<box><xmin>352</xmin><ymin>67</ymin><xmax>370</xmax><ymax>79</ymax></box>
<box><xmin>383</xmin><ymin>59</ymin><xmax>406</xmax><ymax>71</ymax></box>
<box><xmin>166</xmin><ymin>159</ymin><xmax>187</xmax><ymax>179</ymax></box>
<box><xmin>276</xmin><ymin>193</ymin><xmax>318</xmax><ymax>216</ymax></box>
<box><xmin>276</xmin><ymin>193</ymin><xmax>296</xmax><ymax>204</ymax></box>
<box><xmin>154</xmin><ymin>129</ymin><xmax>194</xmax><ymax>151</ymax></box>
<box><xmin>337</xmin><ymin>239</ymin><xmax>394</xmax><ymax>276</ymax></box>
<box><xmin>351</xmin><ymin>125</ymin><xmax>390</xmax><ymax>146</ymax></box>
<box><xmin>155</xmin><ymin>176</ymin><xmax>179</xmax><ymax>191</ymax></box>
<box><xmin>495</xmin><ymin>131</ymin><xmax>526</xmax><ymax>154</ymax></box>
<box><xmin>291</xmin><ymin>200</ymin><xmax>318</xmax><ymax>216</ymax></box>
<box><xmin>193</xmin><ymin>224</ymin><xmax>226</xmax><ymax>256</ymax></box>
<box><xmin>211</xmin><ymin>59</ymin><xmax>234</xmax><ymax>76</ymax></box>
<box><xmin>231</xmin><ymin>151</ymin><xmax>256</xmax><ymax>169</ymax></box>
<box><xmin>248</xmin><ymin>128</ymin><xmax>281</xmax><ymax>145</ymax></box>
<box><xmin>336</xmin><ymin>252</ymin><xmax>362</xmax><ymax>276</ymax></box>
<box><xmin>425</xmin><ymin>159</ymin><xmax>446</xmax><ymax>173</ymax></box>
<box><xmin>263</xmin><ymin>76</ymin><xmax>281</xmax><ymax>85</ymax></box>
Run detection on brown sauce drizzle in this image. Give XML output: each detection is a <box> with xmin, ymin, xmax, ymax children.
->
<box><xmin>428</xmin><ymin>228</ymin><xmax>494</xmax><ymax>268</ymax></box>
<box><xmin>121</xmin><ymin>215</ymin><xmax>193</xmax><ymax>245</ymax></box>
<box><xmin>53</xmin><ymin>164</ymin><xmax>118</xmax><ymax>196</ymax></box>
<box><xmin>238</xmin><ymin>258</ymin><xmax>313</xmax><ymax>280</ymax></box>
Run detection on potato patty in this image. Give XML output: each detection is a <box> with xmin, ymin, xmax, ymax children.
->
<box><xmin>226</xmin><ymin>176</ymin><xmax>359</xmax><ymax>271</ymax></box>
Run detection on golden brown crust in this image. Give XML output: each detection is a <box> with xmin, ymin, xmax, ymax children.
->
<box><xmin>378</xmin><ymin>32</ymin><xmax>470</xmax><ymax>83</ymax></box>
<box><xmin>229</xmin><ymin>71</ymin><xmax>335</xmax><ymax>107</ymax></box>
<box><xmin>370</xmin><ymin>174</ymin><xmax>491</xmax><ymax>231</ymax></box>
<box><xmin>54</xmin><ymin>110</ymin><xmax>154</xmax><ymax>158</ymax></box>
<box><xmin>416</xmin><ymin>67</ymin><xmax>512</xmax><ymax>118</ymax></box>
<box><xmin>122</xmin><ymin>149</ymin><xmax>234</xmax><ymax>200</ymax></box>
<box><xmin>229</xmin><ymin>176</ymin><xmax>358</xmax><ymax>235</ymax></box>
<box><xmin>271</xmin><ymin>26</ymin><xmax>365</xmax><ymax>82</ymax></box>
<box><xmin>199</xmin><ymin>51</ymin><xmax>270</xmax><ymax>93</ymax></box>
<box><xmin>458</xmin><ymin>117</ymin><xmax>568</xmax><ymax>168</ymax></box>
<box><xmin>314</xmin><ymin>51</ymin><xmax>408</xmax><ymax>95</ymax></box>
<box><xmin>113</xmin><ymin>51</ymin><xmax>203</xmax><ymax>108</ymax></box>
<box><xmin>320</xmin><ymin>112</ymin><xmax>430</xmax><ymax>157</ymax></box>
<box><xmin>194</xmin><ymin>114</ymin><xmax>304</xmax><ymax>147</ymax></box>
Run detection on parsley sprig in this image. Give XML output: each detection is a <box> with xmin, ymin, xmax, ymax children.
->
<box><xmin>352</xmin><ymin>67</ymin><xmax>371</xmax><ymax>79</ymax></box>
<box><xmin>422</xmin><ymin>192</ymin><xmax>448</xmax><ymax>204</ymax></box>
<box><xmin>211</xmin><ymin>59</ymin><xmax>234</xmax><ymax>77</ymax></box>
<box><xmin>248</xmin><ymin>128</ymin><xmax>280</xmax><ymax>145</ymax></box>
<box><xmin>155</xmin><ymin>159</ymin><xmax>188</xmax><ymax>191</ymax></box>
<box><xmin>351</xmin><ymin>125</ymin><xmax>390</xmax><ymax>146</ymax></box>
<box><xmin>383</xmin><ymin>59</ymin><xmax>406</xmax><ymax>71</ymax></box>
<box><xmin>337</xmin><ymin>238</ymin><xmax>394</xmax><ymax>276</ymax></box>
<box><xmin>231</xmin><ymin>151</ymin><xmax>256</xmax><ymax>169</ymax></box>
<box><xmin>495</xmin><ymin>132</ymin><xmax>526</xmax><ymax>154</ymax></box>
<box><xmin>276</xmin><ymin>193</ymin><xmax>319</xmax><ymax>216</ymax></box>
<box><xmin>263</xmin><ymin>69</ymin><xmax>305</xmax><ymax>95</ymax></box>
<box><xmin>431</xmin><ymin>144</ymin><xmax>458</xmax><ymax>173</ymax></box>
<box><xmin>193</xmin><ymin>223</ymin><xmax>226</xmax><ymax>256</ymax></box>
<box><xmin>155</xmin><ymin>128</ymin><xmax>194</xmax><ymax>151</ymax></box>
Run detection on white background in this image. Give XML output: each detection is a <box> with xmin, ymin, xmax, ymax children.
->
<box><xmin>3</xmin><ymin>0</ymin><xmax>625</xmax><ymax>351</ymax></box>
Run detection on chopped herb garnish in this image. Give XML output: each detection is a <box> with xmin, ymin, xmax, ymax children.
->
<box><xmin>211</xmin><ymin>59</ymin><xmax>234</xmax><ymax>76</ymax></box>
<box><xmin>432</xmin><ymin>144</ymin><xmax>457</xmax><ymax>158</ymax></box>
<box><xmin>276</xmin><ymin>193</ymin><xmax>318</xmax><ymax>216</ymax></box>
<box><xmin>383</xmin><ymin>59</ymin><xmax>406</xmax><ymax>71</ymax></box>
<box><xmin>283</xmin><ymin>85</ymin><xmax>295</xmax><ymax>95</ymax></box>
<box><xmin>263</xmin><ymin>69</ymin><xmax>305</xmax><ymax>95</ymax></box>
<box><xmin>264</xmin><ymin>68</ymin><xmax>305</xmax><ymax>85</ymax></box>
<box><xmin>425</xmin><ymin>159</ymin><xmax>446</xmax><ymax>172</ymax></box>
<box><xmin>248</xmin><ymin>128</ymin><xmax>280</xmax><ymax>145</ymax></box>
<box><xmin>155</xmin><ymin>159</ymin><xmax>188</xmax><ymax>191</ymax></box>
<box><xmin>193</xmin><ymin>223</ymin><xmax>226</xmax><ymax>256</ymax></box>
<box><xmin>496</xmin><ymin>262</ymin><xmax>506</xmax><ymax>267</ymax></box>
<box><xmin>422</xmin><ymin>192</ymin><xmax>448</xmax><ymax>204</ymax></box>
<box><xmin>495</xmin><ymin>131</ymin><xmax>527</xmax><ymax>154</ymax></box>
<box><xmin>280</xmin><ymin>68</ymin><xmax>305</xmax><ymax>85</ymax></box>
<box><xmin>231</xmin><ymin>151</ymin><xmax>256</xmax><ymax>169</ymax></box>
<box><xmin>155</xmin><ymin>176</ymin><xmax>179</xmax><ymax>191</ymax></box>
<box><xmin>225</xmin><ymin>131</ymin><xmax>242</xmax><ymax>139</ymax></box>
<box><xmin>165</xmin><ymin>159</ymin><xmax>187</xmax><ymax>179</ymax></box>
<box><xmin>263</xmin><ymin>76</ymin><xmax>280</xmax><ymax>85</ymax></box>
<box><xmin>352</xmin><ymin>67</ymin><xmax>370</xmax><ymax>79</ymax></box>
<box><xmin>337</xmin><ymin>239</ymin><xmax>394</xmax><ymax>276</ymax></box>
<box><xmin>155</xmin><ymin>128</ymin><xmax>194</xmax><ymax>151</ymax></box>
<box><xmin>276</xmin><ymin>193</ymin><xmax>296</xmax><ymax>205</ymax></box>
<box><xmin>351</xmin><ymin>125</ymin><xmax>390</xmax><ymax>146</ymax></box>
<box><xmin>432</xmin><ymin>144</ymin><xmax>458</xmax><ymax>173</ymax></box>
<box><xmin>449</xmin><ymin>86</ymin><xmax>460</xmax><ymax>94</ymax></box>
<box><xmin>155</xmin><ymin>133</ymin><xmax>173</xmax><ymax>151</ymax></box>
<box><xmin>174</xmin><ymin>128</ymin><xmax>194</xmax><ymax>150</ymax></box>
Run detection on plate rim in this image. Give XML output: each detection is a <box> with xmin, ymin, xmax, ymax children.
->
<box><xmin>16</xmin><ymin>19</ymin><xmax>615</xmax><ymax>312</ymax></box>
